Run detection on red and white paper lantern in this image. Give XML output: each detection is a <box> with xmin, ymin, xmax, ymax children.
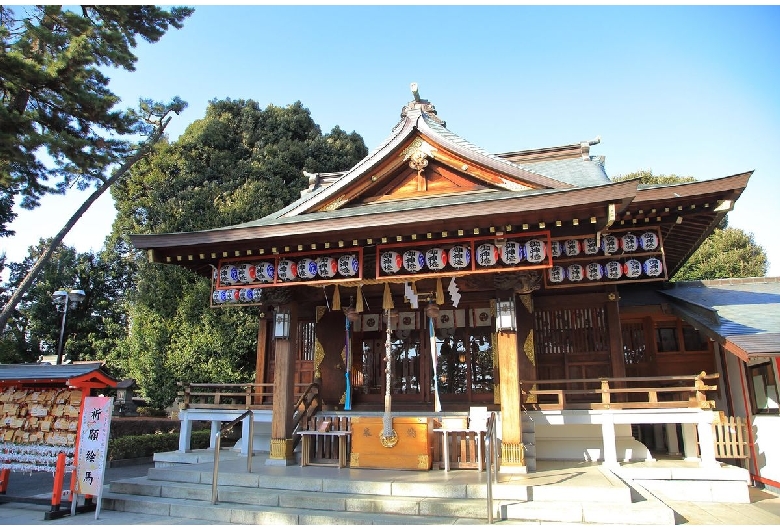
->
<box><xmin>425</xmin><ymin>248</ymin><xmax>447</xmax><ymax>270</ymax></box>
<box><xmin>567</xmin><ymin>264</ymin><xmax>584</xmax><ymax>282</ymax></box>
<box><xmin>403</xmin><ymin>250</ymin><xmax>425</xmax><ymax>273</ymax></box>
<box><xmin>476</xmin><ymin>243</ymin><xmax>499</xmax><ymax>266</ymax></box>
<box><xmin>380</xmin><ymin>251</ymin><xmax>402</xmax><ymax>274</ymax></box>
<box><xmin>448</xmin><ymin>245</ymin><xmax>471</xmax><ymax>269</ymax></box>
<box><xmin>316</xmin><ymin>256</ymin><xmax>338</xmax><ymax>278</ymax></box>
<box><xmin>524</xmin><ymin>239</ymin><xmax>547</xmax><ymax>263</ymax></box>
<box><xmin>500</xmin><ymin>240</ymin><xmax>523</xmax><ymax>265</ymax></box>
<box><xmin>234</xmin><ymin>264</ymin><xmax>256</xmax><ymax>283</ymax></box>
<box><xmin>624</xmin><ymin>259</ymin><xmax>642</xmax><ymax>278</ymax></box>
<box><xmin>338</xmin><ymin>254</ymin><xmax>359</xmax><ymax>276</ymax></box>
<box><xmin>583</xmin><ymin>237</ymin><xmax>599</xmax><ymax>255</ymax></box>
<box><xmin>550</xmin><ymin>240</ymin><xmax>563</xmax><ymax>258</ymax></box>
<box><xmin>277</xmin><ymin>259</ymin><xmax>298</xmax><ymax>281</ymax></box>
<box><xmin>220</xmin><ymin>289</ymin><xmax>240</xmax><ymax>303</ymax></box>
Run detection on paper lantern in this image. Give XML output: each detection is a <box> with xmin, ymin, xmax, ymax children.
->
<box><xmin>251</xmin><ymin>288</ymin><xmax>264</xmax><ymax>302</ymax></box>
<box><xmin>601</xmin><ymin>234</ymin><xmax>620</xmax><ymax>254</ymax></box>
<box><xmin>238</xmin><ymin>288</ymin><xmax>255</xmax><ymax>302</ymax></box>
<box><xmin>277</xmin><ymin>259</ymin><xmax>298</xmax><ymax>281</ymax></box>
<box><xmin>501</xmin><ymin>240</ymin><xmax>523</xmax><ymax>265</ymax></box>
<box><xmin>567</xmin><ymin>264</ymin><xmax>584</xmax><ymax>282</ymax></box>
<box><xmin>476</xmin><ymin>243</ymin><xmax>499</xmax><ymax>266</ymax></box>
<box><xmin>425</xmin><ymin>248</ymin><xmax>447</xmax><ymax>270</ymax></box>
<box><xmin>643</xmin><ymin>257</ymin><xmax>663</xmax><ymax>277</ymax></box>
<box><xmin>255</xmin><ymin>261</ymin><xmax>274</xmax><ymax>283</ymax></box>
<box><xmin>621</xmin><ymin>233</ymin><xmax>639</xmax><ymax>253</ymax></box>
<box><xmin>220</xmin><ymin>289</ymin><xmax>239</xmax><ymax>303</ymax></box>
<box><xmin>605</xmin><ymin>261</ymin><xmax>623</xmax><ymax>280</ymax></box>
<box><xmin>297</xmin><ymin>258</ymin><xmax>318</xmax><ymax>280</ymax></box>
<box><xmin>550</xmin><ymin>240</ymin><xmax>563</xmax><ymax>258</ymax></box>
<box><xmin>524</xmin><ymin>239</ymin><xmax>547</xmax><ymax>263</ymax></box>
<box><xmin>402</xmin><ymin>250</ymin><xmax>425</xmax><ymax>273</ymax></box>
<box><xmin>380</xmin><ymin>251</ymin><xmax>402</xmax><ymax>274</ymax></box>
<box><xmin>586</xmin><ymin>262</ymin><xmax>604</xmax><ymax>281</ymax></box>
<box><xmin>564</xmin><ymin>239</ymin><xmax>581</xmax><ymax>257</ymax></box>
<box><xmin>548</xmin><ymin>265</ymin><xmax>566</xmax><ymax>283</ymax></box>
<box><xmin>448</xmin><ymin>245</ymin><xmax>471</xmax><ymax>269</ymax></box>
<box><xmin>219</xmin><ymin>265</ymin><xmax>238</xmax><ymax>285</ymax></box>
<box><xmin>639</xmin><ymin>231</ymin><xmax>659</xmax><ymax>251</ymax></box>
<box><xmin>624</xmin><ymin>259</ymin><xmax>642</xmax><ymax>278</ymax></box>
<box><xmin>235</xmin><ymin>263</ymin><xmax>256</xmax><ymax>284</ymax></box>
<box><xmin>338</xmin><ymin>254</ymin><xmax>359</xmax><ymax>276</ymax></box>
<box><xmin>317</xmin><ymin>256</ymin><xmax>338</xmax><ymax>278</ymax></box>
<box><xmin>212</xmin><ymin>290</ymin><xmax>224</xmax><ymax>304</ymax></box>
<box><xmin>583</xmin><ymin>237</ymin><xmax>599</xmax><ymax>255</ymax></box>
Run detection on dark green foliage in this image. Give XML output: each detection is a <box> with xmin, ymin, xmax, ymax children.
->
<box><xmin>110</xmin><ymin>418</ymin><xmax>181</xmax><ymax>439</ymax></box>
<box><xmin>108</xmin><ymin>429</ymin><xmax>210</xmax><ymax>461</ymax></box>
<box><xmin>0</xmin><ymin>5</ymin><xmax>192</xmax><ymax>233</ymax></box>
<box><xmin>111</xmin><ymin>98</ymin><xmax>367</xmax><ymax>408</ymax></box>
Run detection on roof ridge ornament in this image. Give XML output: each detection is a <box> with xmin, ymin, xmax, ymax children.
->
<box><xmin>401</xmin><ymin>82</ymin><xmax>446</xmax><ymax>127</ymax></box>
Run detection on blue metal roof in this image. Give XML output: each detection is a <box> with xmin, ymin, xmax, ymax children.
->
<box><xmin>658</xmin><ymin>278</ymin><xmax>780</xmax><ymax>356</ymax></box>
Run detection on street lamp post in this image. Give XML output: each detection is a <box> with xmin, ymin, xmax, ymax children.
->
<box><xmin>52</xmin><ymin>289</ymin><xmax>86</xmax><ymax>365</ymax></box>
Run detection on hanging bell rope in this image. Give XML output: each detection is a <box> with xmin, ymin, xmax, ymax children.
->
<box><xmin>355</xmin><ymin>284</ymin><xmax>364</xmax><ymax>313</ymax></box>
<box><xmin>382</xmin><ymin>282</ymin><xmax>394</xmax><ymax>310</ymax></box>
<box><xmin>332</xmin><ymin>284</ymin><xmax>341</xmax><ymax>311</ymax></box>
<box><xmin>435</xmin><ymin>277</ymin><xmax>445</xmax><ymax>305</ymax></box>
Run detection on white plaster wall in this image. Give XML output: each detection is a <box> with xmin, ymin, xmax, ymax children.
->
<box><xmin>753</xmin><ymin>414</ymin><xmax>780</xmax><ymax>487</ymax></box>
<box><xmin>533</xmin><ymin>423</ymin><xmax>651</xmax><ymax>462</ymax></box>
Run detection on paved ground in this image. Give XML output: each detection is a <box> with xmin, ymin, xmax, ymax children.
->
<box><xmin>3</xmin><ymin>459</ymin><xmax>780</xmax><ymax>526</ymax></box>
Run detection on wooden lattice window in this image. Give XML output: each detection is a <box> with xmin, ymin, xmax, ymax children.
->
<box><xmin>622</xmin><ymin>322</ymin><xmax>651</xmax><ymax>365</ymax></box>
<box><xmin>534</xmin><ymin>307</ymin><xmax>608</xmax><ymax>356</ymax></box>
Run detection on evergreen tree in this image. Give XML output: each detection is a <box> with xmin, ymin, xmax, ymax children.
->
<box><xmin>111</xmin><ymin>99</ymin><xmax>368</xmax><ymax>408</ymax></box>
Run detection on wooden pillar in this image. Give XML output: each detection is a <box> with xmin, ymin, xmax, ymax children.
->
<box><xmin>497</xmin><ymin>293</ymin><xmax>528</xmax><ymax>473</ymax></box>
<box><xmin>606</xmin><ymin>292</ymin><xmax>626</xmax><ymax>380</ymax></box>
<box><xmin>254</xmin><ymin>313</ymin><xmax>268</xmax><ymax>401</ymax></box>
<box><xmin>267</xmin><ymin>303</ymin><xmax>298</xmax><ymax>466</ymax></box>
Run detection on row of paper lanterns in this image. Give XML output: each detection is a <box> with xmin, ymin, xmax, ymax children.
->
<box><xmin>380</xmin><ymin>239</ymin><xmax>547</xmax><ymax>275</ymax></box>
<box><xmin>218</xmin><ymin>254</ymin><xmax>360</xmax><ymax>285</ymax></box>
<box><xmin>548</xmin><ymin>257</ymin><xmax>663</xmax><ymax>283</ymax></box>
<box><xmin>551</xmin><ymin>231</ymin><xmax>659</xmax><ymax>258</ymax></box>
<box><xmin>212</xmin><ymin>287</ymin><xmax>264</xmax><ymax>304</ymax></box>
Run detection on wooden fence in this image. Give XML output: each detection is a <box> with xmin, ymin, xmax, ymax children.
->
<box><xmin>713</xmin><ymin>415</ymin><xmax>750</xmax><ymax>461</ymax></box>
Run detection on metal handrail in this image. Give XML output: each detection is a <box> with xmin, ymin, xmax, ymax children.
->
<box><xmin>212</xmin><ymin>410</ymin><xmax>254</xmax><ymax>504</ymax></box>
<box><xmin>484</xmin><ymin>411</ymin><xmax>497</xmax><ymax>524</ymax></box>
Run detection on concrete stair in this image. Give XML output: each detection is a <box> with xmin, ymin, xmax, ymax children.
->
<box><xmin>101</xmin><ymin>455</ymin><xmax>678</xmax><ymax>525</ymax></box>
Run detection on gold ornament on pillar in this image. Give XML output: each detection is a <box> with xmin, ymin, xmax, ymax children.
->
<box><xmin>382</xmin><ymin>282</ymin><xmax>394</xmax><ymax>310</ymax></box>
<box><xmin>435</xmin><ymin>278</ymin><xmax>444</xmax><ymax>305</ymax></box>
<box><xmin>355</xmin><ymin>284</ymin><xmax>364</xmax><ymax>313</ymax></box>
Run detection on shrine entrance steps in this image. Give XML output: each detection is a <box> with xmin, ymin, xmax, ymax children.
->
<box><xmin>101</xmin><ymin>451</ymin><xmax>680</xmax><ymax>525</ymax></box>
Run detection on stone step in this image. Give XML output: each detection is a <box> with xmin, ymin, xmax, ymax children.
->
<box><xmin>101</xmin><ymin>490</ymin><xmax>492</xmax><ymax>525</ymax></box>
<box><xmin>142</xmin><ymin>465</ymin><xmax>633</xmax><ymax>503</ymax></box>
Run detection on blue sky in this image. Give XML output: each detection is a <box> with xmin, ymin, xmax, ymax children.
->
<box><xmin>3</xmin><ymin>5</ymin><xmax>780</xmax><ymax>276</ymax></box>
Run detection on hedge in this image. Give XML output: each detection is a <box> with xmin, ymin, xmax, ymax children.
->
<box><xmin>107</xmin><ymin>430</ymin><xmax>211</xmax><ymax>461</ymax></box>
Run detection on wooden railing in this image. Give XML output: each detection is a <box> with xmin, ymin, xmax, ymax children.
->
<box><xmin>177</xmin><ymin>382</ymin><xmax>311</xmax><ymax>410</ymax></box>
<box><xmin>520</xmin><ymin>372</ymin><xmax>719</xmax><ymax>411</ymax></box>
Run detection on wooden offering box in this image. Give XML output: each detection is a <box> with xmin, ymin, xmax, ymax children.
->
<box><xmin>349</xmin><ymin>416</ymin><xmax>433</xmax><ymax>470</ymax></box>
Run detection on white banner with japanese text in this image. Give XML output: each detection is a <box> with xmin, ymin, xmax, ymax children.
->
<box><xmin>75</xmin><ymin>396</ymin><xmax>113</xmax><ymax>496</ymax></box>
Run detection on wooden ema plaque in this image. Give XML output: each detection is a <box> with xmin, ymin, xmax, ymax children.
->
<box><xmin>349</xmin><ymin>416</ymin><xmax>432</xmax><ymax>470</ymax></box>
